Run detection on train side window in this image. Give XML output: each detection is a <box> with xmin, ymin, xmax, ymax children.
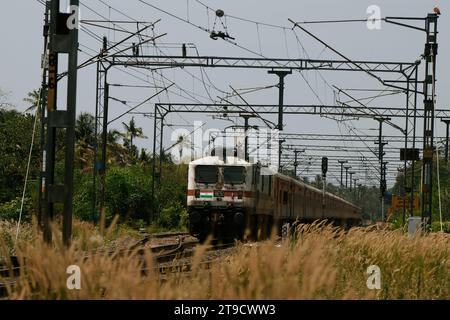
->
<box><xmin>283</xmin><ymin>191</ymin><xmax>288</xmax><ymax>205</ymax></box>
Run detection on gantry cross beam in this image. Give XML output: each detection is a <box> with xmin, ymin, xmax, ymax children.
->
<box><xmin>108</xmin><ymin>55</ymin><xmax>416</xmax><ymax>75</ymax></box>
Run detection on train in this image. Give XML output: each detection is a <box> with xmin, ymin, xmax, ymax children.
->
<box><xmin>187</xmin><ymin>154</ymin><xmax>362</xmax><ymax>241</ymax></box>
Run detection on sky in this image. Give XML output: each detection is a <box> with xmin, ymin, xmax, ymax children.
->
<box><xmin>0</xmin><ymin>0</ymin><xmax>449</xmax><ymax>187</ymax></box>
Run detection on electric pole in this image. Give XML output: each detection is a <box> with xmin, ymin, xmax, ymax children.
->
<box><xmin>441</xmin><ymin>119</ymin><xmax>450</xmax><ymax>163</ymax></box>
<box><xmin>421</xmin><ymin>13</ymin><xmax>438</xmax><ymax>230</ymax></box>
<box><xmin>278</xmin><ymin>139</ymin><xmax>286</xmax><ymax>173</ymax></box>
<box><xmin>344</xmin><ymin>166</ymin><xmax>351</xmax><ymax>189</ymax></box>
<box><xmin>38</xmin><ymin>3</ymin><xmax>50</xmax><ymax>229</ymax></box>
<box><xmin>43</xmin><ymin>0</ymin><xmax>79</xmax><ymax>245</ymax></box>
<box><xmin>353</xmin><ymin>178</ymin><xmax>359</xmax><ymax>193</ymax></box>
<box><xmin>268</xmin><ymin>70</ymin><xmax>291</xmax><ymax>173</ymax></box>
<box><xmin>293</xmin><ymin>149</ymin><xmax>305</xmax><ymax>179</ymax></box>
<box><xmin>349</xmin><ymin>172</ymin><xmax>355</xmax><ymax>191</ymax></box>
<box><xmin>240</xmin><ymin>113</ymin><xmax>256</xmax><ymax>162</ymax></box>
<box><xmin>375</xmin><ymin>117</ymin><xmax>389</xmax><ymax>223</ymax></box>
<box><xmin>338</xmin><ymin>160</ymin><xmax>348</xmax><ymax>189</ymax></box>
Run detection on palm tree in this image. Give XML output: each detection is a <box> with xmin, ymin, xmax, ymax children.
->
<box><xmin>23</xmin><ymin>89</ymin><xmax>41</xmax><ymax>112</ymax></box>
<box><xmin>139</xmin><ymin>148</ymin><xmax>150</xmax><ymax>166</ymax></box>
<box><xmin>122</xmin><ymin>117</ymin><xmax>147</xmax><ymax>149</ymax></box>
<box><xmin>170</xmin><ymin>134</ymin><xmax>192</xmax><ymax>163</ymax></box>
<box><xmin>75</xmin><ymin>113</ymin><xmax>96</xmax><ymax>170</ymax></box>
<box><xmin>107</xmin><ymin>129</ymin><xmax>124</xmax><ymax>146</ymax></box>
<box><xmin>106</xmin><ymin>129</ymin><xmax>127</xmax><ymax>165</ymax></box>
<box><xmin>76</xmin><ymin>112</ymin><xmax>96</xmax><ymax>148</ymax></box>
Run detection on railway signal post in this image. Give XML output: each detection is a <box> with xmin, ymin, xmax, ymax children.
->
<box><xmin>42</xmin><ymin>0</ymin><xmax>79</xmax><ymax>245</ymax></box>
<box><xmin>322</xmin><ymin>157</ymin><xmax>328</xmax><ymax>218</ymax></box>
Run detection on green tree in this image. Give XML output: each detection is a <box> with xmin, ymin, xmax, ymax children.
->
<box><xmin>0</xmin><ymin>107</ymin><xmax>40</xmax><ymax>203</ymax></box>
<box><xmin>23</xmin><ymin>89</ymin><xmax>41</xmax><ymax>112</ymax></box>
<box><xmin>106</xmin><ymin>129</ymin><xmax>127</xmax><ymax>166</ymax></box>
<box><xmin>122</xmin><ymin>117</ymin><xmax>147</xmax><ymax>154</ymax></box>
<box><xmin>75</xmin><ymin>112</ymin><xmax>96</xmax><ymax>170</ymax></box>
<box><xmin>75</xmin><ymin>112</ymin><xmax>95</xmax><ymax>147</ymax></box>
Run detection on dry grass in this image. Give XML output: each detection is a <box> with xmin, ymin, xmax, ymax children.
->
<box><xmin>1</xmin><ymin>221</ymin><xmax>449</xmax><ymax>300</ymax></box>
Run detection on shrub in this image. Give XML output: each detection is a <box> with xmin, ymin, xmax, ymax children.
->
<box><xmin>73</xmin><ymin>175</ymin><xmax>97</xmax><ymax>222</ymax></box>
<box><xmin>157</xmin><ymin>204</ymin><xmax>187</xmax><ymax>230</ymax></box>
<box><xmin>431</xmin><ymin>221</ymin><xmax>450</xmax><ymax>233</ymax></box>
<box><xmin>105</xmin><ymin>167</ymin><xmax>152</xmax><ymax>222</ymax></box>
<box><xmin>0</xmin><ymin>197</ymin><xmax>32</xmax><ymax>221</ymax></box>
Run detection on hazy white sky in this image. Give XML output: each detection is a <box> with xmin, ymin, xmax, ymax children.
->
<box><xmin>0</xmin><ymin>0</ymin><xmax>448</xmax><ymax>186</ymax></box>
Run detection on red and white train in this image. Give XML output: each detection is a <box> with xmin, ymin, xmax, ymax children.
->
<box><xmin>187</xmin><ymin>155</ymin><xmax>362</xmax><ymax>241</ymax></box>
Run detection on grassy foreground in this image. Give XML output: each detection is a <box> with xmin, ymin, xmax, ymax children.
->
<box><xmin>1</xmin><ymin>220</ymin><xmax>449</xmax><ymax>299</ymax></box>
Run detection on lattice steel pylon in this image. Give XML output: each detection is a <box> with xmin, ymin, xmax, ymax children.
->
<box><xmin>93</xmin><ymin>37</ymin><xmax>110</xmax><ymax>225</ymax></box>
<box><xmin>421</xmin><ymin>14</ymin><xmax>439</xmax><ymax>229</ymax></box>
<box><xmin>151</xmin><ymin>105</ymin><xmax>168</xmax><ymax>221</ymax></box>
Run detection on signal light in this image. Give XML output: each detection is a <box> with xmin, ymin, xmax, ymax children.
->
<box><xmin>322</xmin><ymin>157</ymin><xmax>328</xmax><ymax>177</ymax></box>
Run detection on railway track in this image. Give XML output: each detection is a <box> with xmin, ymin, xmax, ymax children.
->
<box><xmin>153</xmin><ymin>241</ymin><xmax>237</xmax><ymax>280</ymax></box>
<box><xmin>0</xmin><ymin>233</ymin><xmax>235</xmax><ymax>298</ymax></box>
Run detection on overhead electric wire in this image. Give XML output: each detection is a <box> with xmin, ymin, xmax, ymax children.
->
<box><xmin>98</xmin><ymin>1</ymin><xmax>225</xmax><ymax>105</ymax></box>
<box><xmin>132</xmin><ymin>0</ymin><xmax>388</xmax><ymax>183</ymax></box>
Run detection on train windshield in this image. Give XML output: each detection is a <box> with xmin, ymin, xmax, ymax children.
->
<box><xmin>195</xmin><ymin>165</ymin><xmax>218</xmax><ymax>184</ymax></box>
<box><xmin>223</xmin><ymin>166</ymin><xmax>246</xmax><ymax>184</ymax></box>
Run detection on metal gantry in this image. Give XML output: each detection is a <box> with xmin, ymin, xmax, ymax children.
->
<box><xmin>94</xmin><ymin>51</ymin><xmax>418</xmax><ymax>220</ymax></box>
<box><xmin>87</xmin><ymin>14</ymin><xmax>441</xmax><ymax>225</ymax></box>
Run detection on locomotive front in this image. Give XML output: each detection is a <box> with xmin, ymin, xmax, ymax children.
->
<box><xmin>187</xmin><ymin>156</ymin><xmax>253</xmax><ymax>241</ymax></box>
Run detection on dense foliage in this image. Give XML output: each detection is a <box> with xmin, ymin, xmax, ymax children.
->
<box><xmin>0</xmin><ymin>93</ymin><xmax>188</xmax><ymax>230</ymax></box>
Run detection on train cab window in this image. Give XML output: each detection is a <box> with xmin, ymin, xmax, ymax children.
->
<box><xmin>195</xmin><ymin>165</ymin><xmax>218</xmax><ymax>184</ymax></box>
<box><xmin>223</xmin><ymin>166</ymin><xmax>246</xmax><ymax>184</ymax></box>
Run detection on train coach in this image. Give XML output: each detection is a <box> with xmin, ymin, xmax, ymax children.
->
<box><xmin>187</xmin><ymin>155</ymin><xmax>362</xmax><ymax>241</ymax></box>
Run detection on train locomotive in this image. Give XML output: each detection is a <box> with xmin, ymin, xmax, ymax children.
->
<box><xmin>187</xmin><ymin>154</ymin><xmax>362</xmax><ymax>241</ymax></box>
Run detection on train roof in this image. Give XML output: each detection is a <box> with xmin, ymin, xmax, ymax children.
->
<box><xmin>189</xmin><ymin>156</ymin><xmax>252</xmax><ymax>167</ymax></box>
<box><xmin>273</xmin><ymin>171</ymin><xmax>361</xmax><ymax>210</ymax></box>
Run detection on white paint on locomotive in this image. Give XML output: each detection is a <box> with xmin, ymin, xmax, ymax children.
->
<box><xmin>187</xmin><ymin>156</ymin><xmax>254</xmax><ymax>208</ymax></box>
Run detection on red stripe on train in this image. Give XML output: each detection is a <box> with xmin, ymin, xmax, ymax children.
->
<box><xmin>186</xmin><ymin>190</ymin><xmax>252</xmax><ymax>197</ymax></box>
